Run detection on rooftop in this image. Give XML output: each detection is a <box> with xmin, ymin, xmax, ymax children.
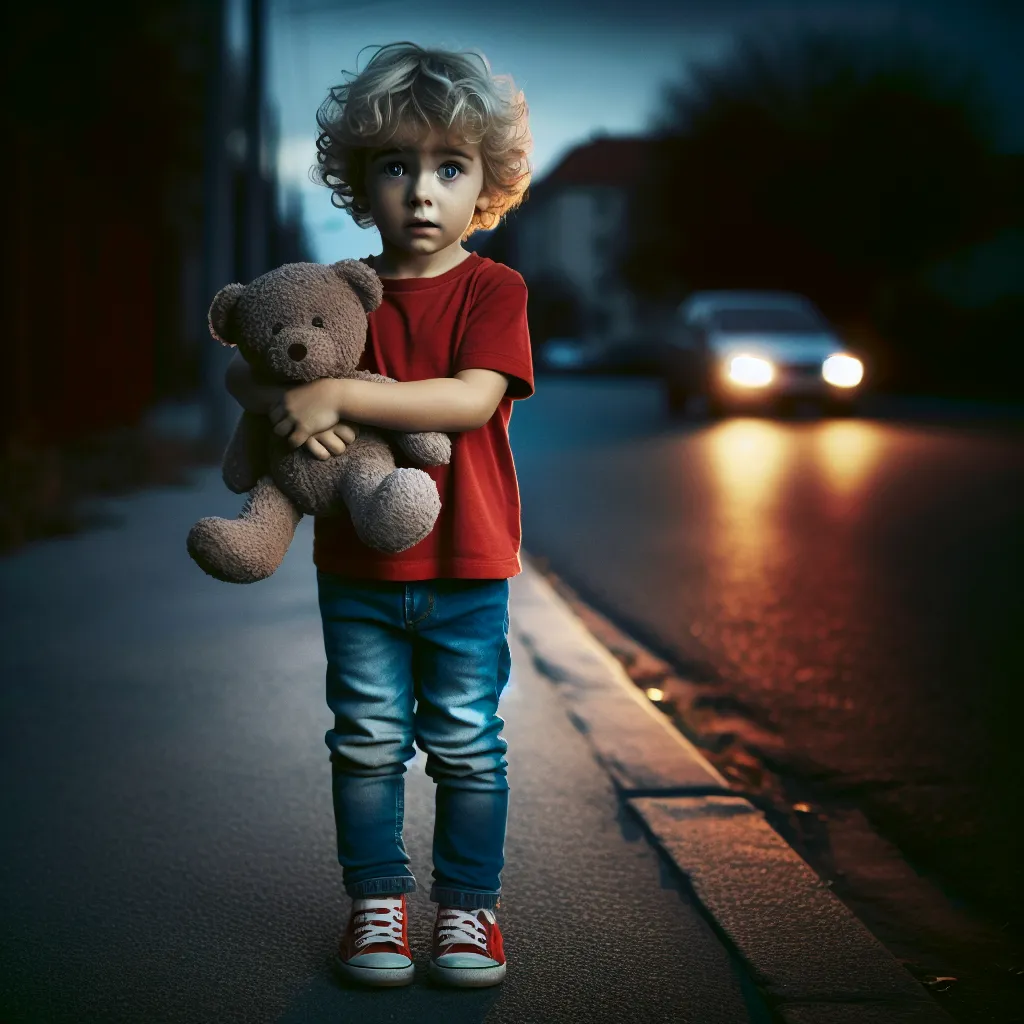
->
<box><xmin>537</xmin><ymin>134</ymin><xmax>659</xmax><ymax>190</ymax></box>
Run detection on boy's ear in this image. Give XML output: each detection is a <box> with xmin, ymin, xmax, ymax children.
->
<box><xmin>475</xmin><ymin>192</ymin><xmax>492</xmax><ymax>211</ymax></box>
<box><xmin>208</xmin><ymin>283</ymin><xmax>245</xmax><ymax>346</ymax></box>
<box><xmin>331</xmin><ymin>259</ymin><xmax>384</xmax><ymax>313</ymax></box>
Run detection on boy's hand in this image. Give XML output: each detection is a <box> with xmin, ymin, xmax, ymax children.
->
<box><xmin>270</xmin><ymin>378</ymin><xmax>343</xmax><ymax>448</ymax></box>
<box><xmin>304</xmin><ymin>422</ymin><xmax>359</xmax><ymax>461</ymax></box>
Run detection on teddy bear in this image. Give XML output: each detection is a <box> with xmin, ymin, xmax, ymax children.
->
<box><xmin>186</xmin><ymin>259</ymin><xmax>451</xmax><ymax>584</ymax></box>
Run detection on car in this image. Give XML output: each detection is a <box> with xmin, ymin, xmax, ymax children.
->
<box><xmin>535</xmin><ymin>336</ymin><xmax>589</xmax><ymax>372</ymax></box>
<box><xmin>535</xmin><ymin>336</ymin><xmax>615</xmax><ymax>374</ymax></box>
<box><xmin>663</xmin><ymin>291</ymin><xmax>866</xmax><ymax>417</ymax></box>
<box><xmin>536</xmin><ymin>333</ymin><xmax>669</xmax><ymax>377</ymax></box>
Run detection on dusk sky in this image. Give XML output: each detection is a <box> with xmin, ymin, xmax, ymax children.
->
<box><xmin>264</xmin><ymin>0</ymin><xmax>1023</xmax><ymax>264</ymax></box>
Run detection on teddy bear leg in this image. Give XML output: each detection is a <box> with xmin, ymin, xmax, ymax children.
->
<box><xmin>340</xmin><ymin>435</ymin><xmax>442</xmax><ymax>553</ymax></box>
<box><xmin>187</xmin><ymin>476</ymin><xmax>302</xmax><ymax>583</ymax></box>
<box><xmin>358</xmin><ymin>467</ymin><xmax>442</xmax><ymax>553</ymax></box>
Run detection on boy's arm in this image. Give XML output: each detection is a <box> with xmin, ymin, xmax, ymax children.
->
<box><xmin>224</xmin><ymin>351</ymin><xmax>286</xmax><ymax>415</ymax></box>
<box><xmin>225</xmin><ymin>352</ymin><xmax>361</xmax><ymax>460</ymax></box>
<box><xmin>270</xmin><ymin>370</ymin><xmax>510</xmax><ymax>449</ymax></box>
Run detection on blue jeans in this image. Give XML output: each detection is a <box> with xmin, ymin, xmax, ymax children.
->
<box><xmin>316</xmin><ymin>572</ymin><xmax>511</xmax><ymax>910</ymax></box>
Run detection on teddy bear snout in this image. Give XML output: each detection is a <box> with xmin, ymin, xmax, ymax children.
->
<box><xmin>287</xmin><ymin>343</ymin><xmax>307</xmax><ymax>362</ymax></box>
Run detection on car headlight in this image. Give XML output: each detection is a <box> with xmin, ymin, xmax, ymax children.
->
<box><xmin>726</xmin><ymin>354</ymin><xmax>774</xmax><ymax>388</ymax></box>
<box><xmin>822</xmin><ymin>354</ymin><xmax>864</xmax><ymax>388</ymax></box>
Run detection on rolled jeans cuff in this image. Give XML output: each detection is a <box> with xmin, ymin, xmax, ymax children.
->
<box><xmin>347</xmin><ymin>875</ymin><xmax>417</xmax><ymax>899</ymax></box>
<box><xmin>430</xmin><ymin>884</ymin><xmax>501</xmax><ymax>910</ymax></box>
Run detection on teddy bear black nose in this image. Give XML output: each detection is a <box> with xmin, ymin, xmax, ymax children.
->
<box><xmin>287</xmin><ymin>343</ymin><xmax>307</xmax><ymax>362</ymax></box>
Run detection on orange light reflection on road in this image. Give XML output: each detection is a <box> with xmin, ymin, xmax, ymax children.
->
<box><xmin>705</xmin><ymin>418</ymin><xmax>791</xmax><ymax>518</ymax></box>
<box><xmin>699</xmin><ymin>419</ymin><xmax>791</xmax><ymax>667</ymax></box>
<box><xmin>812</xmin><ymin>421</ymin><xmax>885</xmax><ymax>506</ymax></box>
<box><xmin>698</xmin><ymin>416</ymin><xmax>885</xmax><ymax>691</ymax></box>
<box><xmin>702</xmin><ymin>419</ymin><xmax>791</xmax><ymax>594</ymax></box>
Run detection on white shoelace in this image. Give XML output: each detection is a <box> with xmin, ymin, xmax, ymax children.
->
<box><xmin>436</xmin><ymin>907</ymin><xmax>490</xmax><ymax>952</ymax></box>
<box><xmin>352</xmin><ymin>897</ymin><xmax>405</xmax><ymax>950</ymax></box>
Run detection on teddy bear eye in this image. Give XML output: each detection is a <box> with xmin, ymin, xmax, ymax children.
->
<box><xmin>311</xmin><ymin>316</ymin><xmax>324</xmax><ymax>328</ymax></box>
<box><xmin>272</xmin><ymin>323</ymin><xmax>283</xmax><ymax>335</ymax></box>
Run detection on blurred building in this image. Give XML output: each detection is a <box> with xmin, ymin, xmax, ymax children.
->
<box><xmin>3</xmin><ymin>0</ymin><xmax>311</xmax><ymax>456</ymax></box>
<box><xmin>469</xmin><ymin>135</ymin><xmax>662</xmax><ymax>347</ymax></box>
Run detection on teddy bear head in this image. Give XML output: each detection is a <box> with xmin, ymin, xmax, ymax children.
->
<box><xmin>207</xmin><ymin>260</ymin><xmax>384</xmax><ymax>383</ymax></box>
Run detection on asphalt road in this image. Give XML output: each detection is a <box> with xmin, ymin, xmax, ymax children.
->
<box><xmin>511</xmin><ymin>377</ymin><xmax>1024</xmax><ymax>1015</ymax></box>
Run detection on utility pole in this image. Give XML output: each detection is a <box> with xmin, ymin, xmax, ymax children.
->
<box><xmin>242</xmin><ymin>0</ymin><xmax>268</xmax><ymax>284</ymax></box>
<box><xmin>199</xmin><ymin>0</ymin><xmax>239</xmax><ymax>451</ymax></box>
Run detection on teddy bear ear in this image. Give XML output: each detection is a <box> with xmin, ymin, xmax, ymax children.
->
<box><xmin>208</xmin><ymin>283</ymin><xmax>246</xmax><ymax>346</ymax></box>
<box><xmin>330</xmin><ymin>259</ymin><xmax>384</xmax><ymax>313</ymax></box>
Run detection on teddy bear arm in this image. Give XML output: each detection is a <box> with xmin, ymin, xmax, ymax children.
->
<box><xmin>392</xmin><ymin>431</ymin><xmax>452</xmax><ymax>466</ymax></box>
<box><xmin>352</xmin><ymin>370</ymin><xmax>396</xmax><ymax>386</ymax></box>
<box><xmin>349</xmin><ymin>370</ymin><xmax>450</xmax><ymax>466</ymax></box>
<box><xmin>222</xmin><ymin>412</ymin><xmax>270</xmax><ymax>494</ymax></box>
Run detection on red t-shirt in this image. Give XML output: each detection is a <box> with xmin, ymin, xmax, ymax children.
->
<box><xmin>312</xmin><ymin>251</ymin><xmax>534</xmax><ymax>580</ymax></box>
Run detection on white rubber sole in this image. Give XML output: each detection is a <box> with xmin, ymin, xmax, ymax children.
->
<box><xmin>429</xmin><ymin>959</ymin><xmax>506</xmax><ymax>987</ymax></box>
<box><xmin>334</xmin><ymin>955</ymin><xmax>415</xmax><ymax>987</ymax></box>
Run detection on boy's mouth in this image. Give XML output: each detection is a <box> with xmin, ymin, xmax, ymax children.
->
<box><xmin>407</xmin><ymin>218</ymin><xmax>439</xmax><ymax>228</ymax></box>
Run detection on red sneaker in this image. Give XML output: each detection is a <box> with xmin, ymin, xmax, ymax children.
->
<box><xmin>335</xmin><ymin>894</ymin><xmax>414</xmax><ymax>987</ymax></box>
<box><xmin>429</xmin><ymin>905</ymin><xmax>506</xmax><ymax>987</ymax></box>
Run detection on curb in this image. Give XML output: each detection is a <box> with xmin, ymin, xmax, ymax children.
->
<box><xmin>510</xmin><ymin>559</ymin><xmax>956</xmax><ymax>1024</ymax></box>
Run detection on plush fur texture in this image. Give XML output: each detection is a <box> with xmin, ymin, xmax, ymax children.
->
<box><xmin>187</xmin><ymin>260</ymin><xmax>451</xmax><ymax>584</ymax></box>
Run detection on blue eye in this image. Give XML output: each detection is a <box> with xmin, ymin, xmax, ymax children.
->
<box><xmin>384</xmin><ymin>161</ymin><xmax>404</xmax><ymax>177</ymax></box>
<box><xmin>440</xmin><ymin>163</ymin><xmax>461</xmax><ymax>180</ymax></box>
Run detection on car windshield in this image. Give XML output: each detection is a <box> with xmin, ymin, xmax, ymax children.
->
<box><xmin>709</xmin><ymin>307</ymin><xmax>823</xmax><ymax>333</ymax></box>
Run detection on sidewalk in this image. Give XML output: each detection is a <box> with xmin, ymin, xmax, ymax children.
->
<box><xmin>0</xmin><ymin>466</ymin><xmax>951</xmax><ymax>1023</ymax></box>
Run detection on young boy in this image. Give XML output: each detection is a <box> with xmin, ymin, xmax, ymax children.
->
<box><xmin>224</xmin><ymin>42</ymin><xmax>533</xmax><ymax>989</ymax></box>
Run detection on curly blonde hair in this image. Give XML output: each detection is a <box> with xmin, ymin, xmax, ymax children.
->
<box><xmin>314</xmin><ymin>42</ymin><xmax>533</xmax><ymax>239</ymax></box>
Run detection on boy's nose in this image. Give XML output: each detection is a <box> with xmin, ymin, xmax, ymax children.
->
<box><xmin>410</xmin><ymin>171</ymin><xmax>435</xmax><ymax>201</ymax></box>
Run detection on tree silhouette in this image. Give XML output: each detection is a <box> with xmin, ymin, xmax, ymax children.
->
<box><xmin>620</xmin><ymin>26</ymin><xmax>1004</xmax><ymax>322</ymax></box>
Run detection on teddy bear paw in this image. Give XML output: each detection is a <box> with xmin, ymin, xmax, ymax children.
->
<box><xmin>356</xmin><ymin>468</ymin><xmax>441</xmax><ymax>553</ymax></box>
<box><xmin>187</xmin><ymin>516</ymin><xmax>286</xmax><ymax>584</ymax></box>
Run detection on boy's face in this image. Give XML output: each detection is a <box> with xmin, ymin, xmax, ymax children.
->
<box><xmin>361</xmin><ymin>124</ymin><xmax>491</xmax><ymax>255</ymax></box>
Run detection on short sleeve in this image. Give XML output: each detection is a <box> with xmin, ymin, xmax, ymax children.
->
<box><xmin>453</xmin><ymin>272</ymin><xmax>534</xmax><ymax>400</ymax></box>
